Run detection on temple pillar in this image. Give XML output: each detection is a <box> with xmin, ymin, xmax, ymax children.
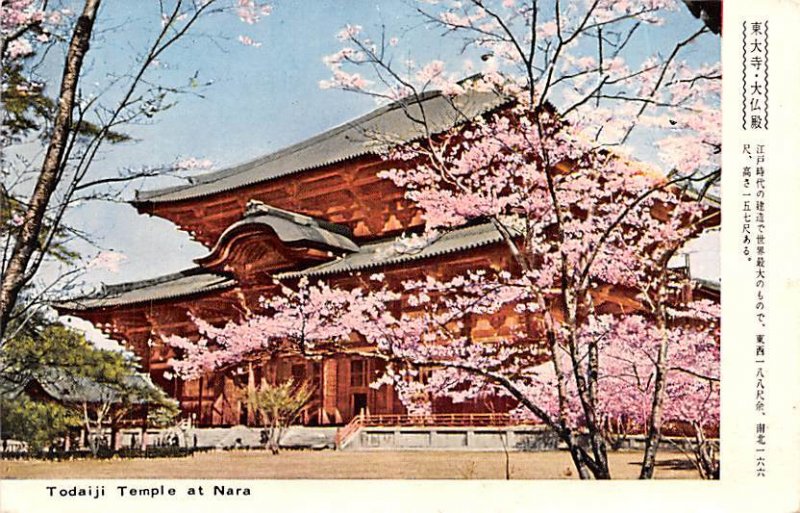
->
<box><xmin>197</xmin><ymin>376</ymin><xmax>204</xmax><ymax>426</ymax></box>
<box><xmin>322</xmin><ymin>358</ymin><xmax>338</xmax><ymax>423</ymax></box>
<box><xmin>247</xmin><ymin>362</ymin><xmax>256</xmax><ymax>425</ymax></box>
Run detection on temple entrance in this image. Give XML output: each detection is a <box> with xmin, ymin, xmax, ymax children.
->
<box><xmin>352</xmin><ymin>393</ymin><xmax>368</xmax><ymax>417</ymax></box>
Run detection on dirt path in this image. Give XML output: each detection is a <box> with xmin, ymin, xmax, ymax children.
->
<box><xmin>1</xmin><ymin>450</ymin><xmax>700</xmax><ymax>479</ymax></box>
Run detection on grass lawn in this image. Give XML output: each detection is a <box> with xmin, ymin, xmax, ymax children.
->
<box><xmin>0</xmin><ymin>450</ymin><xmax>701</xmax><ymax>479</ymax></box>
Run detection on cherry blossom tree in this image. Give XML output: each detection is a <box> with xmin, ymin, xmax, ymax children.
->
<box><xmin>167</xmin><ymin>258</ymin><xmax>718</xmax><ymax>479</ymax></box>
<box><xmin>168</xmin><ymin>0</ymin><xmax>720</xmax><ymax>479</ymax></box>
<box><xmin>316</xmin><ymin>0</ymin><xmax>720</xmax><ymax>479</ymax></box>
<box><xmin>0</xmin><ymin>0</ymin><xmax>271</xmax><ymax>341</ymax></box>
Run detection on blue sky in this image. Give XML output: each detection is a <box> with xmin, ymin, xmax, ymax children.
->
<box><xmin>55</xmin><ymin>0</ymin><xmax>486</xmax><ymax>286</ymax></box>
<box><xmin>23</xmin><ymin>1</ymin><xmax>719</xmax><ymax>297</ymax></box>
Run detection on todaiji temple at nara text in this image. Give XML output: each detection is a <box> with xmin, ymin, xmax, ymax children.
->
<box><xmin>55</xmin><ymin>89</ymin><xmax>720</xmax><ymax>429</ymax></box>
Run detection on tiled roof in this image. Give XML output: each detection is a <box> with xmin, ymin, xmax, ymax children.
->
<box><xmin>53</xmin><ymin>268</ymin><xmax>235</xmax><ymax>311</ymax></box>
<box><xmin>201</xmin><ymin>201</ymin><xmax>360</xmax><ymax>261</ymax></box>
<box><xmin>56</xmin><ymin>222</ymin><xmax>508</xmax><ymax>310</ymax></box>
<box><xmin>2</xmin><ymin>367</ymin><xmax>162</xmax><ymax>405</ymax></box>
<box><xmin>276</xmin><ymin>222</ymin><xmax>508</xmax><ymax>279</ymax></box>
<box><xmin>133</xmin><ymin>88</ymin><xmax>508</xmax><ymax>205</ymax></box>
<box><xmin>33</xmin><ymin>368</ymin><xmax>161</xmax><ymax>404</ymax></box>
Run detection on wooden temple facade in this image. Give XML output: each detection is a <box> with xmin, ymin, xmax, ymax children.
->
<box><xmin>56</xmin><ymin>89</ymin><xmax>719</xmax><ymax>428</ymax></box>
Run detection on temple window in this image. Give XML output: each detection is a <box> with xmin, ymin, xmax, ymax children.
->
<box><xmin>291</xmin><ymin>363</ymin><xmax>306</xmax><ymax>381</ymax></box>
<box><xmin>350</xmin><ymin>360</ymin><xmax>367</xmax><ymax>387</ymax></box>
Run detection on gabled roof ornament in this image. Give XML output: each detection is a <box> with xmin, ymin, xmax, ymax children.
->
<box><xmin>243</xmin><ymin>200</ymin><xmax>356</xmax><ymax>239</ymax></box>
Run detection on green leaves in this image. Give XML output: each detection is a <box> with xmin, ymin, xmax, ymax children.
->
<box><xmin>1</xmin><ymin>323</ymin><xmax>131</xmax><ymax>385</ymax></box>
<box><xmin>0</xmin><ymin>187</ymin><xmax>81</xmax><ymax>265</ymax></box>
<box><xmin>72</xmin><ymin>120</ymin><xmax>132</xmax><ymax>144</ymax></box>
<box><xmin>1</xmin><ymin>63</ymin><xmax>130</xmax><ymax>145</ymax></box>
<box><xmin>0</xmin><ymin>321</ymin><xmax>176</xmax><ymax>453</ymax></box>
<box><xmin>0</xmin><ymin>395</ymin><xmax>81</xmax><ymax>452</ymax></box>
<box><xmin>1</xmin><ymin>63</ymin><xmax>54</xmax><ymax>141</ymax></box>
<box><xmin>245</xmin><ymin>378</ymin><xmax>314</xmax><ymax>428</ymax></box>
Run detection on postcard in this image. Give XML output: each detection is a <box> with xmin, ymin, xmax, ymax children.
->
<box><xmin>0</xmin><ymin>1</ymin><xmax>798</xmax><ymax>512</ymax></box>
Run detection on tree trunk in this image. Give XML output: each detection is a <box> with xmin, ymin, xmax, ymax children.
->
<box><xmin>566</xmin><ymin>437</ymin><xmax>592</xmax><ymax>479</ymax></box>
<box><xmin>639</xmin><ymin>317</ymin><xmax>670</xmax><ymax>479</ymax></box>
<box><xmin>110</xmin><ymin>423</ymin><xmax>118</xmax><ymax>452</ymax></box>
<box><xmin>691</xmin><ymin>421</ymin><xmax>719</xmax><ymax>479</ymax></box>
<box><xmin>585</xmin><ymin>307</ymin><xmax>611</xmax><ymax>479</ymax></box>
<box><xmin>266</xmin><ymin>417</ymin><xmax>281</xmax><ymax>455</ymax></box>
<box><xmin>0</xmin><ymin>0</ymin><xmax>102</xmax><ymax>340</ymax></box>
<box><xmin>540</xmin><ymin>323</ymin><xmax>606</xmax><ymax>480</ymax></box>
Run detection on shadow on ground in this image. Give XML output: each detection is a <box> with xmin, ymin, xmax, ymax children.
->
<box><xmin>625</xmin><ymin>457</ymin><xmax>696</xmax><ymax>471</ymax></box>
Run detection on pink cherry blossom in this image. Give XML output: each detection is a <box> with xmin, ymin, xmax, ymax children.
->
<box><xmin>174</xmin><ymin>157</ymin><xmax>214</xmax><ymax>170</ymax></box>
<box><xmin>170</xmin><ymin>0</ymin><xmax>720</xmax><ymax>479</ymax></box>
<box><xmin>87</xmin><ymin>251</ymin><xmax>128</xmax><ymax>273</ymax></box>
<box><xmin>237</xmin><ymin>35</ymin><xmax>262</xmax><ymax>47</ymax></box>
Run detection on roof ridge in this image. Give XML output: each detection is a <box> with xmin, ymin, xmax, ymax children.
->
<box><xmin>135</xmin><ymin>90</ymin><xmax>448</xmax><ymax>202</ymax></box>
<box><xmin>56</xmin><ymin>222</ymin><xmax>507</xmax><ymax>311</ymax></box>
<box><xmin>133</xmin><ymin>88</ymin><xmax>510</xmax><ymax>204</ymax></box>
<box><xmin>49</xmin><ymin>268</ymin><xmax>226</xmax><ymax>308</ymax></box>
<box><xmin>97</xmin><ymin>267</ymin><xmax>215</xmax><ymax>296</ymax></box>
<box><xmin>244</xmin><ymin>200</ymin><xmax>353</xmax><ymax>237</ymax></box>
<box><xmin>276</xmin><ymin>221</ymin><xmax>505</xmax><ymax>280</ymax></box>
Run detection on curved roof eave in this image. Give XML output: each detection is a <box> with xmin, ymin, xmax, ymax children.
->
<box><xmin>197</xmin><ymin>213</ymin><xmax>360</xmax><ymax>267</ymax></box>
<box><xmin>52</xmin><ymin>268</ymin><xmax>236</xmax><ymax>312</ymax></box>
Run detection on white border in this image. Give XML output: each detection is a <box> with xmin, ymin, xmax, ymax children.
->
<box><xmin>2</xmin><ymin>1</ymin><xmax>799</xmax><ymax>512</ymax></box>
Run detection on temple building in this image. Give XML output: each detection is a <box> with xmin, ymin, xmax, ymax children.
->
<box><xmin>55</xmin><ymin>89</ymin><xmax>719</xmax><ymax>428</ymax></box>
<box><xmin>0</xmin><ymin>367</ymin><xmax>164</xmax><ymax>451</ymax></box>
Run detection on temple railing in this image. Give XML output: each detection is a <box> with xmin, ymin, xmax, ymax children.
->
<box><xmin>360</xmin><ymin>413</ymin><xmax>538</xmax><ymax>427</ymax></box>
<box><xmin>335</xmin><ymin>412</ymin><xmax>540</xmax><ymax>448</ymax></box>
<box><xmin>334</xmin><ymin>412</ymin><xmax>364</xmax><ymax>449</ymax></box>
